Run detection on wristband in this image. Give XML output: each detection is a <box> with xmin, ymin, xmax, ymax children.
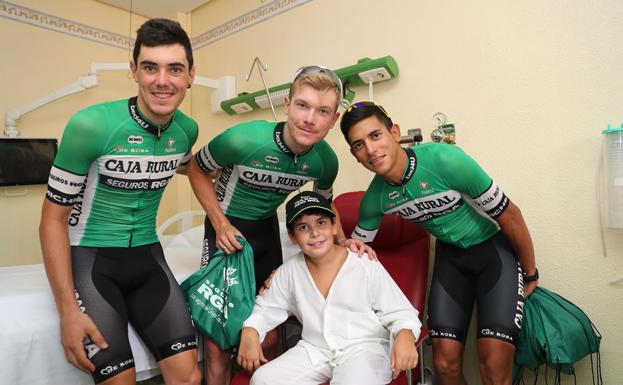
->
<box><xmin>523</xmin><ymin>268</ymin><xmax>539</xmax><ymax>283</ymax></box>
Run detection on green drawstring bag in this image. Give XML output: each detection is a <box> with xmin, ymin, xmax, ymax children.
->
<box><xmin>513</xmin><ymin>286</ymin><xmax>602</xmax><ymax>385</ymax></box>
<box><xmin>181</xmin><ymin>237</ymin><xmax>256</xmax><ymax>350</ymax></box>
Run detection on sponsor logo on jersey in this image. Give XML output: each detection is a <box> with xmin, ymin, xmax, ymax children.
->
<box><xmin>128</xmin><ymin>135</ymin><xmax>143</xmax><ymax>144</ymax></box>
<box><xmin>475</xmin><ymin>182</ymin><xmax>509</xmax><ymax>218</ymax></box>
<box><xmin>98</xmin><ymin>155</ymin><xmax>183</xmax><ymax>191</ymax></box>
<box><xmin>274</xmin><ymin>124</ymin><xmax>292</xmax><ymax>155</ymax></box>
<box><xmin>419</xmin><ymin>181</ymin><xmax>428</xmax><ymax>189</ymax></box>
<box><xmin>401</xmin><ymin>148</ymin><xmax>417</xmax><ymax>183</ymax></box>
<box><xmin>387</xmin><ymin>190</ymin><xmax>463</xmax><ymax>223</ymax></box>
<box><xmin>215</xmin><ymin>166</ymin><xmax>233</xmax><ymax>202</ymax></box>
<box><xmin>103</xmin><ymin>158</ymin><xmax>180</xmax><ymax>174</ymax></box>
<box><xmin>129</xmin><ymin>102</ymin><xmax>150</xmax><ymax>129</ymax></box>
<box><xmin>251</xmin><ymin>160</ymin><xmax>262</xmax><ymax>167</ymax></box>
<box><xmin>300</xmin><ymin>162</ymin><xmax>310</xmax><ymax>172</ymax></box>
<box><xmin>113</xmin><ymin>145</ymin><xmax>128</xmax><ymax>153</ymax></box>
<box><xmin>265</xmin><ymin>155</ymin><xmax>279</xmax><ymax>164</ymax></box>
<box><xmin>165</xmin><ymin>137</ymin><xmax>177</xmax><ymax>153</ymax></box>
<box><xmin>240</xmin><ymin>168</ymin><xmax>309</xmax><ymax>191</ymax></box>
<box><xmin>388</xmin><ymin>191</ymin><xmax>400</xmax><ymax>200</ymax></box>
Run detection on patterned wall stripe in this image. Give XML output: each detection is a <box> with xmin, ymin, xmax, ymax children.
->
<box><xmin>0</xmin><ymin>0</ymin><xmax>312</xmax><ymax>51</ymax></box>
<box><xmin>0</xmin><ymin>1</ymin><xmax>133</xmax><ymax>49</ymax></box>
<box><xmin>191</xmin><ymin>0</ymin><xmax>312</xmax><ymax>49</ymax></box>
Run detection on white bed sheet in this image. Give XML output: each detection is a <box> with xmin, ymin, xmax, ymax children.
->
<box><xmin>0</xmin><ymin>223</ymin><xmax>298</xmax><ymax>385</ymax></box>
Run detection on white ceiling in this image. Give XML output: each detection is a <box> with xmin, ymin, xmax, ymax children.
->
<box><xmin>97</xmin><ymin>0</ymin><xmax>212</xmax><ymax>19</ymax></box>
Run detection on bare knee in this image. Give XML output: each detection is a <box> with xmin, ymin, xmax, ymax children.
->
<box><xmin>434</xmin><ymin>353</ymin><xmax>463</xmax><ymax>377</ymax></box>
<box><xmin>166</xmin><ymin>367</ymin><xmax>201</xmax><ymax>385</ymax></box>
<box><xmin>477</xmin><ymin>339</ymin><xmax>514</xmax><ymax>385</ymax></box>
<box><xmin>432</xmin><ymin>339</ymin><xmax>465</xmax><ymax>380</ymax></box>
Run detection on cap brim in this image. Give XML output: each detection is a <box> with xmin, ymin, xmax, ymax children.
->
<box><xmin>287</xmin><ymin>205</ymin><xmax>336</xmax><ymax>224</ymax></box>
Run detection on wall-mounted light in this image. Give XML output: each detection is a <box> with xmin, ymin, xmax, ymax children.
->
<box><xmin>220</xmin><ymin>56</ymin><xmax>399</xmax><ymax>115</ymax></box>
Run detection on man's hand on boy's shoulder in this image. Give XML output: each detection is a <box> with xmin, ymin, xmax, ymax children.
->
<box><xmin>341</xmin><ymin>238</ymin><xmax>377</xmax><ymax>260</ymax></box>
<box><xmin>390</xmin><ymin>329</ymin><xmax>418</xmax><ymax>379</ymax></box>
<box><xmin>237</xmin><ymin>327</ymin><xmax>267</xmax><ymax>373</ymax></box>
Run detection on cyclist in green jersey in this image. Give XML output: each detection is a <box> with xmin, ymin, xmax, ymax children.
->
<box><xmin>340</xmin><ymin>101</ymin><xmax>538</xmax><ymax>385</ymax></box>
<box><xmin>188</xmin><ymin>66</ymin><xmax>374</xmax><ymax>385</ymax></box>
<box><xmin>39</xmin><ymin>19</ymin><xmax>201</xmax><ymax>385</ymax></box>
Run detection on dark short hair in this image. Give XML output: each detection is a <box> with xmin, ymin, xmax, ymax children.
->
<box><xmin>340</xmin><ymin>102</ymin><xmax>393</xmax><ymax>142</ymax></box>
<box><xmin>133</xmin><ymin>18</ymin><xmax>194</xmax><ymax>69</ymax></box>
<box><xmin>286</xmin><ymin>208</ymin><xmax>336</xmax><ymax>233</ymax></box>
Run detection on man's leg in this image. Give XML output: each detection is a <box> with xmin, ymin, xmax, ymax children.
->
<box><xmin>203</xmin><ymin>338</ymin><xmax>233</xmax><ymax>385</ymax></box>
<box><xmin>330</xmin><ymin>350</ymin><xmax>392</xmax><ymax>385</ymax></box>
<box><xmin>158</xmin><ymin>349</ymin><xmax>201</xmax><ymax>385</ymax></box>
<box><xmin>432</xmin><ymin>339</ymin><xmax>468</xmax><ymax>385</ymax></box>
<box><xmin>476</xmin><ymin>339</ymin><xmax>514</xmax><ymax>385</ymax></box>
<box><xmin>99</xmin><ymin>369</ymin><xmax>136</xmax><ymax>385</ymax></box>
<box><xmin>251</xmin><ymin>345</ymin><xmax>330</xmax><ymax>385</ymax></box>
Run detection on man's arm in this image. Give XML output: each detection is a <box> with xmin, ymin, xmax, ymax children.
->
<box><xmin>187</xmin><ymin>156</ymin><xmax>243</xmax><ymax>253</ymax></box>
<box><xmin>496</xmin><ymin>201</ymin><xmax>538</xmax><ymax>296</ymax></box>
<box><xmin>39</xmin><ymin>200</ymin><xmax>107</xmax><ymax>373</ymax></box>
<box><xmin>331</xmin><ymin>202</ymin><xmax>376</xmax><ymax>259</ymax></box>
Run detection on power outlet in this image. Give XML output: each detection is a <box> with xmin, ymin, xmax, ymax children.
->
<box><xmin>358</xmin><ymin>68</ymin><xmax>392</xmax><ymax>84</ymax></box>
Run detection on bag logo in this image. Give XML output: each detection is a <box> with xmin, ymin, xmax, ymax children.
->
<box><xmin>225</xmin><ymin>267</ymin><xmax>239</xmax><ymax>286</ymax></box>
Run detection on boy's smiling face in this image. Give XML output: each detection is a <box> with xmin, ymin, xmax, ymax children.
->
<box><xmin>288</xmin><ymin>213</ymin><xmax>337</xmax><ymax>260</ymax></box>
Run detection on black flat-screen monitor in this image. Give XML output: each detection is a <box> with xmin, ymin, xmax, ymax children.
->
<box><xmin>0</xmin><ymin>138</ymin><xmax>58</xmax><ymax>187</ymax></box>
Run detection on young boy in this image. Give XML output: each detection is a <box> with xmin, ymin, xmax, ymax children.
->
<box><xmin>236</xmin><ymin>191</ymin><xmax>421</xmax><ymax>385</ymax></box>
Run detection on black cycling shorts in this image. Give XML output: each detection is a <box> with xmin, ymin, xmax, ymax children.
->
<box><xmin>427</xmin><ymin>232</ymin><xmax>524</xmax><ymax>346</ymax></box>
<box><xmin>72</xmin><ymin>243</ymin><xmax>197</xmax><ymax>383</ymax></box>
<box><xmin>201</xmin><ymin>214</ymin><xmax>283</xmax><ymax>292</ymax></box>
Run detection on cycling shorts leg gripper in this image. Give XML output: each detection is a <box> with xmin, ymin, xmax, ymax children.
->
<box><xmin>201</xmin><ymin>214</ymin><xmax>283</xmax><ymax>291</ymax></box>
<box><xmin>71</xmin><ymin>246</ymin><xmax>135</xmax><ymax>384</ymax></box>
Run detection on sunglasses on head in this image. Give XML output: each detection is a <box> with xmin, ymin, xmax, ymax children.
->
<box><xmin>293</xmin><ymin>65</ymin><xmax>343</xmax><ymax>96</ymax></box>
<box><xmin>346</xmin><ymin>100</ymin><xmax>392</xmax><ymax>121</ymax></box>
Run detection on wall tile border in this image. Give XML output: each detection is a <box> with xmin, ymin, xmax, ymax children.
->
<box><xmin>191</xmin><ymin>0</ymin><xmax>312</xmax><ymax>49</ymax></box>
<box><xmin>0</xmin><ymin>1</ymin><xmax>133</xmax><ymax>49</ymax></box>
<box><xmin>0</xmin><ymin>0</ymin><xmax>312</xmax><ymax>51</ymax></box>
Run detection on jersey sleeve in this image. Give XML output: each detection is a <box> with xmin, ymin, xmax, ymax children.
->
<box><xmin>435</xmin><ymin>144</ymin><xmax>509</xmax><ymax>218</ymax></box>
<box><xmin>180</xmin><ymin>118</ymin><xmax>199</xmax><ymax>166</ymax></box>
<box><xmin>312</xmin><ymin>142</ymin><xmax>339</xmax><ymax>201</ymax></box>
<box><xmin>352</xmin><ymin>181</ymin><xmax>384</xmax><ymax>242</ymax></box>
<box><xmin>46</xmin><ymin>106</ymin><xmax>107</xmax><ymax>206</ymax></box>
<box><xmin>194</xmin><ymin>123</ymin><xmax>248</xmax><ymax>173</ymax></box>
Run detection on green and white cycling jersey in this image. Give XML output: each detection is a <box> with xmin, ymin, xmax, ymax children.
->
<box><xmin>195</xmin><ymin>120</ymin><xmax>338</xmax><ymax>220</ymax></box>
<box><xmin>354</xmin><ymin>143</ymin><xmax>509</xmax><ymax>248</ymax></box>
<box><xmin>46</xmin><ymin>97</ymin><xmax>198</xmax><ymax>247</ymax></box>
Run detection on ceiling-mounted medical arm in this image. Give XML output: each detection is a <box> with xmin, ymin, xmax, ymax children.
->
<box><xmin>4</xmin><ymin>74</ymin><xmax>98</xmax><ymax>137</ymax></box>
<box><xmin>4</xmin><ymin>62</ymin><xmax>129</xmax><ymax>138</ymax></box>
<box><xmin>4</xmin><ymin>62</ymin><xmax>235</xmax><ymax>137</ymax></box>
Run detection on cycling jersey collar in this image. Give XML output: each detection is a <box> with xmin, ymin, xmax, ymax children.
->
<box><xmin>273</xmin><ymin>122</ymin><xmax>313</xmax><ymax>158</ymax></box>
<box><xmin>128</xmin><ymin>97</ymin><xmax>173</xmax><ymax>139</ymax></box>
<box><xmin>389</xmin><ymin>147</ymin><xmax>417</xmax><ymax>186</ymax></box>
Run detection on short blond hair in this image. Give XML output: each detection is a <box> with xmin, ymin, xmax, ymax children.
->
<box><xmin>289</xmin><ymin>72</ymin><xmax>341</xmax><ymax>108</ymax></box>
